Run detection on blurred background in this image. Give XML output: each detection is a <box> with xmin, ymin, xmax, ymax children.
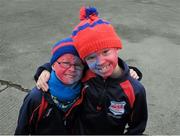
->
<box><xmin>0</xmin><ymin>0</ymin><xmax>180</xmax><ymax>134</ymax></box>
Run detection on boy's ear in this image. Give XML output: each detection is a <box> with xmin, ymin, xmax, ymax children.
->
<box><xmin>52</xmin><ymin>63</ymin><xmax>55</xmax><ymax>70</ymax></box>
<box><xmin>116</xmin><ymin>48</ymin><xmax>120</xmax><ymax>54</ymax></box>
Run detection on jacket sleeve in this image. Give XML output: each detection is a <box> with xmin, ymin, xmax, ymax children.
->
<box><xmin>34</xmin><ymin>63</ymin><xmax>52</xmax><ymax>82</ymax></box>
<box><xmin>125</xmin><ymin>84</ymin><xmax>148</xmax><ymax>135</ymax></box>
<box><xmin>15</xmin><ymin>88</ymin><xmax>41</xmax><ymax>135</ymax></box>
<box><xmin>129</xmin><ymin>66</ymin><xmax>143</xmax><ymax>81</ymax></box>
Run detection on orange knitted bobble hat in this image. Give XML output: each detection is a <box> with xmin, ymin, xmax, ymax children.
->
<box><xmin>72</xmin><ymin>6</ymin><xmax>123</xmax><ymax>60</ymax></box>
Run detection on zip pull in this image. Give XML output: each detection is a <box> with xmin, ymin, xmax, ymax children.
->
<box><xmin>64</xmin><ymin>119</ymin><xmax>67</xmax><ymax>126</ymax></box>
<box><xmin>96</xmin><ymin>105</ymin><xmax>102</xmax><ymax>111</ymax></box>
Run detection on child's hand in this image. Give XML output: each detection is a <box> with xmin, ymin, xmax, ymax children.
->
<box><xmin>36</xmin><ymin>70</ymin><xmax>50</xmax><ymax>92</ymax></box>
<box><xmin>130</xmin><ymin>69</ymin><xmax>139</xmax><ymax>80</ymax></box>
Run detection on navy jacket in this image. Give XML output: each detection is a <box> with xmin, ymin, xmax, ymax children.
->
<box><xmin>33</xmin><ymin>58</ymin><xmax>147</xmax><ymax>134</ymax></box>
<box><xmin>15</xmin><ymin>87</ymin><xmax>80</xmax><ymax>135</ymax></box>
<box><xmin>74</xmin><ymin>59</ymin><xmax>148</xmax><ymax>134</ymax></box>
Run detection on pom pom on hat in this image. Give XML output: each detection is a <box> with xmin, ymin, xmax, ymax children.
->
<box><xmin>79</xmin><ymin>6</ymin><xmax>86</xmax><ymax>21</ymax></box>
<box><xmin>50</xmin><ymin>37</ymin><xmax>79</xmax><ymax>65</ymax></box>
<box><xmin>79</xmin><ymin>6</ymin><xmax>98</xmax><ymax>21</ymax></box>
<box><xmin>72</xmin><ymin>6</ymin><xmax>122</xmax><ymax>60</ymax></box>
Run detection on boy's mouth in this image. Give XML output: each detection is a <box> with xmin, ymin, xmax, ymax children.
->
<box><xmin>64</xmin><ymin>74</ymin><xmax>76</xmax><ymax>79</ymax></box>
<box><xmin>96</xmin><ymin>64</ymin><xmax>111</xmax><ymax>73</ymax></box>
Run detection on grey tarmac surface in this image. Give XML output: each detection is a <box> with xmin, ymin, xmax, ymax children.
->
<box><xmin>0</xmin><ymin>0</ymin><xmax>180</xmax><ymax>135</ymax></box>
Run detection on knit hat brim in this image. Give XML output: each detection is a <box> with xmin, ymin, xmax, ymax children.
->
<box><xmin>75</xmin><ymin>39</ymin><xmax>122</xmax><ymax>59</ymax></box>
<box><xmin>50</xmin><ymin>45</ymin><xmax>79</xmax><ymax>65</ymax></box>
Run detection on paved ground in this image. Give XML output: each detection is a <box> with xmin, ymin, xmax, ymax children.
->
<box><xmin>0</xmin><ymin>0</ymin><xmax>180</xmax><ymax>135</ymax></box>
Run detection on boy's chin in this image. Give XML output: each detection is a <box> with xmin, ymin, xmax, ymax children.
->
<box><xmin>61</xmin><ymin>79</ymin><xmax>75</xmax><ymax>85</ymax></box>
<box><xmin>99</xmin><ymin>72</ymin><xmax>113</xmax><ymax>79</ymax></box>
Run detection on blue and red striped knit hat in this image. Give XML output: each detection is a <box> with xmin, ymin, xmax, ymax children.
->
<box><xmin>50</xmin><ymin>37</ymin><xmax>79</xmax><ymax>65</ymax></box>
<box><xmin>71</xmin><ymin>6</ymin><xmax>123</xmax><ymax>60</ymax></box>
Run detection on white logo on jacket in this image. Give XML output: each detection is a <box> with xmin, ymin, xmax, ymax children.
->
<box><xmin>109</xmin><ymin>101</ymin><xmax>126</xmax><ymax>116</ymax></box>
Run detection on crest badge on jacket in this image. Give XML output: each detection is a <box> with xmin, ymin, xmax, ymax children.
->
<box><xmin>109</xmin><ymin>101</ymin><xmax>126</xmax><ymax>116</ymax></box>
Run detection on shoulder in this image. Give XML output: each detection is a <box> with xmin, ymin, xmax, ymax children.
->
<box><xmin>24</xmin><ymin>87</ymin><xmax>43</xmax><ymax>105</ymax></box>
<box><xmin>128</xmin><ymin>78</ymin><xmax>146</xmax><ymax>96</ymax></box>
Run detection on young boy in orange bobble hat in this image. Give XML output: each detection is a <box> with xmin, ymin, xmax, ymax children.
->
<box><xmin>71</xmin><ymin>6</ymin><xmax>148</xmax><ymax>135</ymax></box>
<box><xmin>15</xmin><ymin>37</ymin><xmax>84</xmax><ymax>135</ymax></box>
<box><xmin>33</xmin><ymin>7</ymin><xmax>146</xmax><ymax>135</ymax></box>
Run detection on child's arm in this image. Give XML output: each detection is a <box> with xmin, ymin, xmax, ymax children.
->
<box><xmin>15</xmin><ymin>94</ymin><xmax>31</xmax><ymax>134</ymax></box>
<box><xmin>34</xmin><ymin>63</ymin><xmax>52</xmax><ymax>91</ymax></box>
<box><xmin>15</xmin><ymin>88</ymin><xmax>42</xmax><ymax>134</ymax></box>
<box><xmin>34</xmin><ymin>63</ymin><xmax>142</xmax><ymax>91</ymax></box>
<box><xmin>125</xmin><ymin>86</ymin><xmax>148</xmax><ymax>134</ymax></box>
<box><xmin>34</xmin><ymin>63</ymin><xmax>52</xmax><ymax>82</ymax></box>
<box><xmin>129</xmin><ymin>66</ymin><xmax>142</xmax><ymax>81</ymax></box>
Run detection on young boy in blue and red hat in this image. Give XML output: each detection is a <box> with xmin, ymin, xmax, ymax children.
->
<box><xmin>33</xmin><ymin>7</ymin><xmax>147</xmax><ymax>135</ymax></box>
<box><xmin>15</xmin><ymin>37</ymin><xmax>84</xmax><ymax>135</ymax></box>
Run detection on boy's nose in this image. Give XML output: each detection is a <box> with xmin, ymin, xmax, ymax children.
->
<box><xmin>96</xmin><ymin>55</ymin><xmax>105</xmax><ymax>66</ymax></box>
<box><xmin>68</xmin><ymin>64</ymin><xmax>76</xmax><ymax>71</ymax></box>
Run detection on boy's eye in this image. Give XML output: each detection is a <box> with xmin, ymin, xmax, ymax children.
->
<box><xmin>85</xmin><ymin>56</ymin><xmax>96</xmax><ymax>61</ymax></box>
<box><xmin>103</xmin><ymin>50</ymin><xmax>109</xmax><ymax>53</ymax></box>
<box><xmin>102</xmin><ymin>49</ymin><xmax>110</xmax><ymax>55</ymax></box>
<box><xmin>62</xmin><ymin>62</ymin><xmax>71</xmax><ymax>66</ymax></box>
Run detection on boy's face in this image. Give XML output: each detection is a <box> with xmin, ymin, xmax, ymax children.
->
<box><xmin>53</xmin><ymin>54</ymin><xmax>84</xmax><ymax>84</ymax></box>
<box><xmin>84</xmin><ymin>48</ymin><xmax>119</xmax><ymax>78</ymax></box>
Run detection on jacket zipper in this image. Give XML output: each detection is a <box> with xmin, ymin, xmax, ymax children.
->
<box><xmin>96</xmin><ymin>79</ymin><xmax>108</xmax><ymax>111</ymax></box>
